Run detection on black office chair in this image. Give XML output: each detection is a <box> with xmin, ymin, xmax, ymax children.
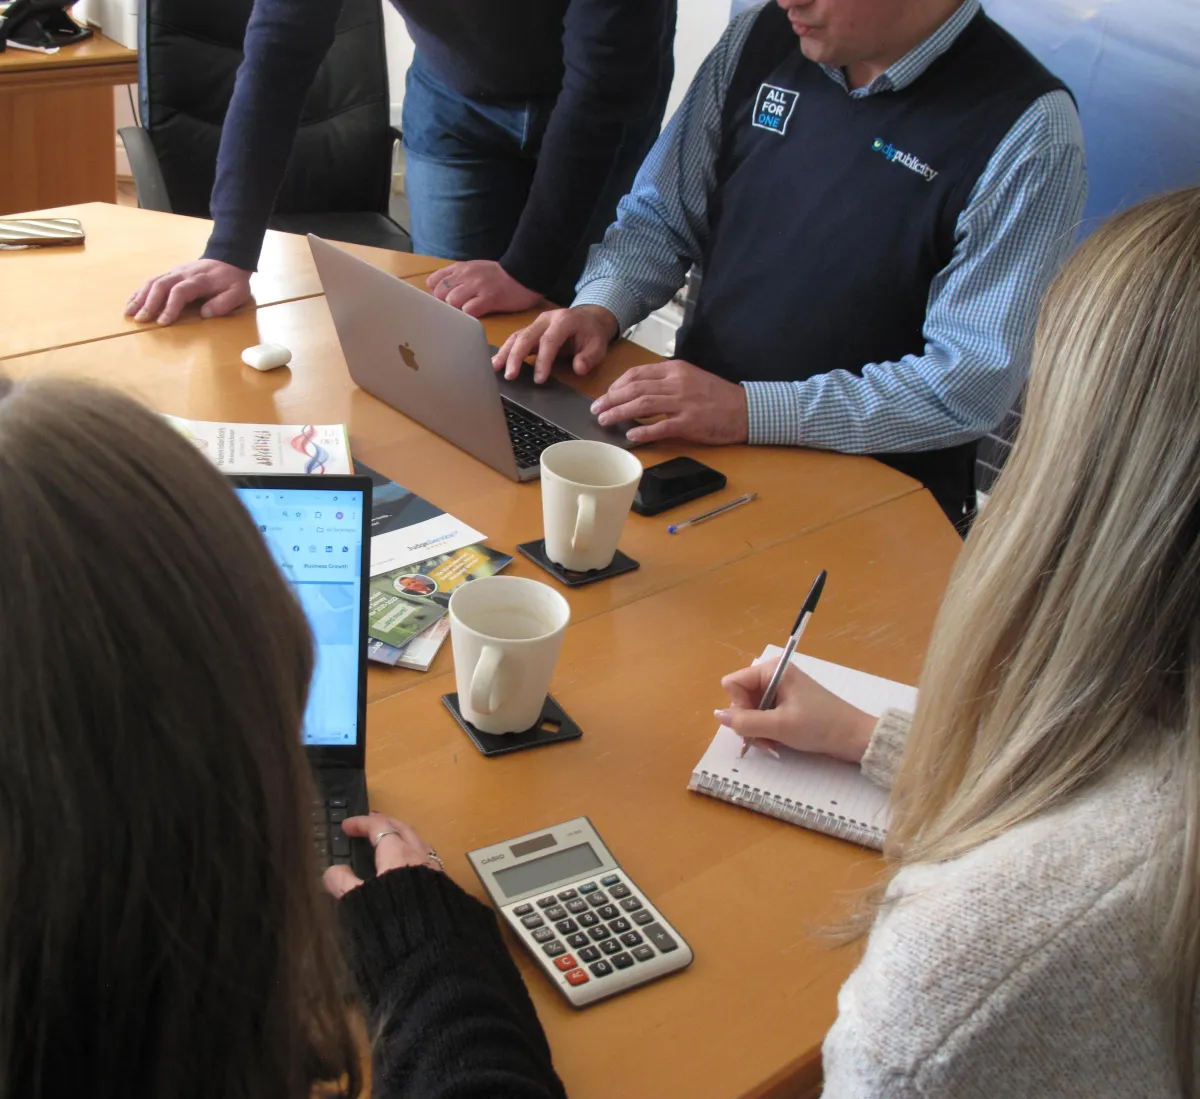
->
<box><xmin>120</xmin><ymin>0</ymin><xmax>411</xmax><ymax>254</ymax></box>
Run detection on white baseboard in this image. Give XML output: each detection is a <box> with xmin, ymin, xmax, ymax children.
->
<box><xmin>116</xmin><ymin>135</ymin><xmax>132</xmax><ymax>181</ymax></box>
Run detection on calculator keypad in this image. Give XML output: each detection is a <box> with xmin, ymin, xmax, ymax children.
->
<box><xmin>508</xmin><ymin>872</ymin><xmax>685</xmax><ymax>1002</ymax></box>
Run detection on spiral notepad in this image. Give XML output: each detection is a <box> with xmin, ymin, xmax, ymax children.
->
<box><xmin>688</xmin><ymin>646</ymin><xmax>917</xmax><ymax>850</ymax></box>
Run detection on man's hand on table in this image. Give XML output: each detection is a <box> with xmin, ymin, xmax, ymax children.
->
<box><xmin>592</xmin><ymin>360</ymin><xmax>749</xmax><ymax>445</ymax></box>
<box><xmin>427</xmin><ymin>260</ymin><xmax>542</xmax><ymax>318</ymax></box>
<box><xmin>126</xmin><ymin>259</ymin><xmax>253</xmax><ymax>326</ymax></box>
<box><xmin>492</xmin><ymin>304</ymin><xmax>620</xmax><ymax>383</ymax></box>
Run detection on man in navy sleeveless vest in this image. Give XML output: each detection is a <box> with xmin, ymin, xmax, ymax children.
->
<box><xmin>496</xmin><ymin>0</ymin><xmax>1087</xmax><ymax>530</ymax></box>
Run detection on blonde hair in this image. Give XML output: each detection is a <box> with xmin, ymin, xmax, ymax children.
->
<box><xmin>885</xmin><ymin>188</ymin><xmax>1200</xmax><ymax>1087</ymax></box>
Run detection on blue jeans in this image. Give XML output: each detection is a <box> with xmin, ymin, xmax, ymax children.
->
<box><xmin>402</xmin><ymin>56</ymin><xmax>668</xmax><ymax>306</ymax></box>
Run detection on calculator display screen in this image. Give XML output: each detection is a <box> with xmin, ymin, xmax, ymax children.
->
<box><xmin>493</xmin><ymin>842</ymin><xmax>604</xmax><ymax>898</ymax></box>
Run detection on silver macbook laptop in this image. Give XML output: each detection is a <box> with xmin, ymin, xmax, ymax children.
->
<box><xmin>309</xmin><ymin>235</ymin><xmax>639</xmax><ymax>481</ymax></box>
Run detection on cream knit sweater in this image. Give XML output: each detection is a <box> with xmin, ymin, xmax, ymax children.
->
<box><xmin>821</xmin><ymin>709</ymin><xmax>1186</xmax><ymax>1097</ymax></box>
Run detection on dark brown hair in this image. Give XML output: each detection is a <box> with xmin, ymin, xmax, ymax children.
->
<box><xmin>0</xmin><ymin>376</ymin><xmax>361</xmax><ymax>1098</ymax></box>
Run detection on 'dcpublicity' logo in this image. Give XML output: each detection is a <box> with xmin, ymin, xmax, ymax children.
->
<box><xmin>872</xmin><ymin>138</ymin><xmax>938</xmax><ymax>182</ymax></box>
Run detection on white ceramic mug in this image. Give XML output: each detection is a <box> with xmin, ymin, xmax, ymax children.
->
<box><xmin>449</xmin><ymin>575</ymin><xmax>571</xmax><ymax>734</ymax></box>
<box><xmin>540</xmin><ymin>440</ymin><xmax>643</xmax><ymax>572</ymax></box>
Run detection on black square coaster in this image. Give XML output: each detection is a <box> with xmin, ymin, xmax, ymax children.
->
<box><xmin>516</xmin><ymin>539</ymin><xmax>640</xmax><ymax>587</ymax></box>
<box><xmin>442</xmin><ymin>692</ymin><xmax>583</xmax><ymax>757</ymax></box>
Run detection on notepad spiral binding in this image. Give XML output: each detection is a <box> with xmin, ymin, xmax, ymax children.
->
<box><xmin>689</xmin><ymin>769</ymin><xmax>886</xmax><ymax>849</ymax></box>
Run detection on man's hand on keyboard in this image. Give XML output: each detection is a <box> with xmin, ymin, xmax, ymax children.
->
<box><xmin>591</xmin><ymin>360</ymin><xmax>750</xmax><ymax>445</ymax></box>
<box><xmin>492</xmin><ymin>305</ymin><xmax>620</xmax><ymax>383</ymax></box>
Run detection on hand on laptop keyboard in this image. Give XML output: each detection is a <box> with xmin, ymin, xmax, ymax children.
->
<box><xmin>323</xmin><ymin>811</ymin><xmax>444</xmax><ymax>899</ymax></box>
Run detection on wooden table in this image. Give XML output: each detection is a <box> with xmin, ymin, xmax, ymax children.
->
<box><xmin>3</xmin><ymin>203</ymin><xmax>963</xmax><ymax>1098</ymax></box>
<box><xmin>362</xmin><ymin>490</ymin><xmax>961</xmax><ymax>1099</ymax></box>
<box><xmin>6</xmin><ymin>288</ymin><xmax>925</xmax><ymax>702</ymax></box>
<box><xmin>0</xmin><ymin>33</ymin><xmax>137</xmax><ymax>215</ymax></box>
<box><xmin>0</xmin><ymin>203</ymin><xmax>446</xmax><ymax>359</ymax></box>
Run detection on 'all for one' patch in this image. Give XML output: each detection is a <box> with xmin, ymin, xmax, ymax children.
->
<box><xmin>751</xmin><ymin>83</ymin><xmax>798</xmax><ymax>135</ymax></box>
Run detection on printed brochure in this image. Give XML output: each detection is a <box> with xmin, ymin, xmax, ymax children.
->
<box><xmin>166</xmin><ymin>416</ymin><xmax>352</xmax><ymax>475</ymax></box>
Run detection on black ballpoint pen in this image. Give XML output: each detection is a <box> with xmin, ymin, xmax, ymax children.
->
<box><xmin>739</xmin><ymin>569</ymin><xmax>828</xmax><ymax>759</ymax></box>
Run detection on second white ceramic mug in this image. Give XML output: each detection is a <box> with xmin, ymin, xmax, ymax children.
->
<box><xmin>449</xmin><ymin>575</ymin><xmax>571</xmax><ymax>734</ymax></box>
<box><xmin>540</xmin><ymin>440</ymin><xmax>642</xmax><ymax>572</ymax></box>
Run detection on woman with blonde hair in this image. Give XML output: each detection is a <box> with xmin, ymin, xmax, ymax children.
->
<box><xmin>718</xmin><ymin>187</ymin><xmax>1200</xmax><ymax>1096</ymax></box>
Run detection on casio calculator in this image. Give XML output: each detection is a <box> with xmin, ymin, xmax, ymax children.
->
<box><xmin>468</xmin><ymin>817</ymin><xmax>693</xmax><ymax>1007</ymax></box>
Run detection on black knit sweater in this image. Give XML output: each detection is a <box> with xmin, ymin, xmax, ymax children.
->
<box><xmin>338</xmin><ymin>867</ymin><xmax>567</xmax><ymax>1099</ymax></box>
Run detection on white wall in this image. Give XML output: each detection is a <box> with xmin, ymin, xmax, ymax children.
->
<box><xmin>666</xmin><ymin>0</ymin><xmax>733</xmax><ymax>119</ymax></box>
<box><xmin>383</xmin><ymin>2</ymin><xmax>732</xmax><ymax>127</ymax></box>
<box><xmin>114</xmin><ymin>86</ymin><xmax>136</xmax><ymax>177</ymax></box>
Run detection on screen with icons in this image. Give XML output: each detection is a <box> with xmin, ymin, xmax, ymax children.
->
<box><xmin>235</xmin><ymin>486</ymin><xmax>364</xmax><ymax>747</ymax></box>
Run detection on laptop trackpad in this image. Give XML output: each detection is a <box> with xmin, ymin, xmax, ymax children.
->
<box><xmin>497</xmin><ymin>369</ymin><xmax>639</xmax><ymax>449</ymax></box>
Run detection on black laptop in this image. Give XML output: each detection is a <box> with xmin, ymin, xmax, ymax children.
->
<box><xmin>232</xmin><ymin>474</ymin><xmax>374</xmax><ymax>879</ymax></box>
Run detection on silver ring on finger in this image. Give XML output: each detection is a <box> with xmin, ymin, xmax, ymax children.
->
<box><xmin>441</xmin><ymin>278</ymin><xmax>454</xmax><ymax>289</ymax></box>
<box><xmin>426</xmin><ymin>848</ymin><xmax>445</xmax><ymax>872</ymax></box>
<box><xmin>372</xmin><ymin>828</ymin><xmax>401</xmax><ymax>847</ymax></box>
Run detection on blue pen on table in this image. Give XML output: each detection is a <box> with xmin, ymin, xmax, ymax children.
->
<box><xmin>667</xmin><ymin>492</ymin><xmax>757</xmax><ymax>534</ymax></box>
<box><xmin>738</xmin><ymin>569</ymin><xmax>828</xmax><ymax>759</ymax></box>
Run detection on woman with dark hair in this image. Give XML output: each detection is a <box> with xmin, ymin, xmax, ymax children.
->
<box><xmin>0</xmin><ymin>376</ymin><xmax>565</xmax><ymax>1099</ymax></box>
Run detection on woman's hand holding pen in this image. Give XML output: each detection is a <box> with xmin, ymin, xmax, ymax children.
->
<box><xmin>715</xmin><ymin>661</ymin><xmax>876</xmax><ymax>764</ymax></box>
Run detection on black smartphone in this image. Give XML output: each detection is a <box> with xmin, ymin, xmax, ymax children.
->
<box><xmin>632</xmin><ymin>457</ymin><xmax>727</xmax><ymax>517</ymax></box>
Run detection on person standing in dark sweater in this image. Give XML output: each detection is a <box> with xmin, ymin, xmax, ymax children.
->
<box><xmin>0</xmin><ymin>374</ymin><xmax>566</xmax><ymax>1099</ymax></box>
<box><xmin>126</xmin><ymin>0</ymin><xmax>676</xmax><ymax>326</ymax></box>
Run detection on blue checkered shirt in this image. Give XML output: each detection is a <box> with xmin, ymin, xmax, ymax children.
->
<box><xmin>573</xmin><ymin>0</ymin><xmax>1087</xmax><ymax>453</ymax></box>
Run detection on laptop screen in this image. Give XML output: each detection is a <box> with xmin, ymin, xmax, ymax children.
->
<box><xmin>235</xmin><ymin>484</ymin><xmax>365</xmax><ymax>748</ymax></box>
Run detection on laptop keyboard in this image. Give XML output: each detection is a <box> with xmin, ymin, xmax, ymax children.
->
<box><xmin>312</xmin><ymin>794</ymin><xmax>352</xmax><ymax>867</ymax></box>
<box><xmin>502</xmin><ymin>398</ymin><xmax>576</xmax><ymax>470</ymax></box>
